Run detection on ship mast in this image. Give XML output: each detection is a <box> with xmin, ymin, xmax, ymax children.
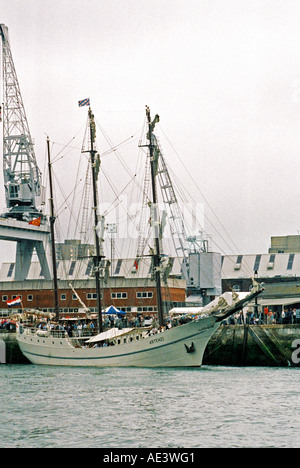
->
<box><xmin>146</xmin><ymin>106</ymin><xmax>164</xmax><ymax>327</ymax></box>
<box><xmin>87</xmin><ymin>108</ymin><xmax>103</xmax><ymax>333</ymax></box>
<box><xmin>46</xmin><ymin>137</ymin><xmax>59</xmax><ymax>322</ymax></box>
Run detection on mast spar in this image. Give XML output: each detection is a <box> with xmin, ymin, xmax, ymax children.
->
<box><xmin>87</xmin><ymin>108</ymin><xmax>103</xmax><ymax>333</ymax></box>
<box><xmin>46</xmin><ymin>137</ymin><xmax>59</xmax><ymax>322</ymax></box>
<box><xmin>145</xmin><ymin>106</ymin><xmax>164</xmax><ymax>327</ymax></box>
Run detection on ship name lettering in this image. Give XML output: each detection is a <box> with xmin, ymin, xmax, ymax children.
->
<box><xmin>149</xmin><ymin>336</ymin><xmax>165</xmax><ymax>345</ymax></box>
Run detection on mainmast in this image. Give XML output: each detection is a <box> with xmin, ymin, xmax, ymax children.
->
<box><xmin>46</xmin><ymin>137</ymin><xmax>59</xmax><ymax>322</ymax></box>
<box><xmin>145</xmin><ymin>106</ymin><xmax>164</xmax><ymax>327</ymax></box>
<box><xmin>87</xmin><ymin>108</ymin><xmax>103</xmax><ymax>333</ymax></box>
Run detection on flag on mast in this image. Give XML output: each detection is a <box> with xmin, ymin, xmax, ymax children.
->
<box><xmin>78</xmin><ymin>98</ymin><xmax>90</xmax><ymax>107</ymax></box>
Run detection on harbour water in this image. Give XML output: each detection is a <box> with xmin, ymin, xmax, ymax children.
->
<box><xmin>0</xmin><ymin>365</ymin><xmax>299</xmax><ymax>448</ymax></box>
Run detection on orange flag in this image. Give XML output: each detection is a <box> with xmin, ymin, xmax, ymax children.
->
<box><xmin>28</xmin><ymin>216</ymin><xmax>41</xmax><ymax>226</ymax></box>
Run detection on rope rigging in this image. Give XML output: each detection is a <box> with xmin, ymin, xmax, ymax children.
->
<box><xmin>39</xmin><ymin>107</ymin><xmax>256</xmax><ymax>320</ymax></box>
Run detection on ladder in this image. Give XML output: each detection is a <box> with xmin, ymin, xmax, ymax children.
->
<box><xmin>80</xmin><ymin>160</ymin><xmax>92</xmax><ymax>240</ymax></box>
<box><xmin>136</xmin><ymin>154</ymin><xmax>151</xmax><ymax>258</ymax></box>
<box><xmin>156</xmin><ymin>140</ymin><xmax>189</xmax><ymax>279</ymax></box>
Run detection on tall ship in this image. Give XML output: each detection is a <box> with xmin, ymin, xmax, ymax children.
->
<box><xmin>0</xmin><ymin>23</ymin><xmax>263</xmax><ymax>366</ymax></box>
<box><xmin>16</xmin><ymin>105</ymin><xmax>263</xmax><ymax>367</ymax></box>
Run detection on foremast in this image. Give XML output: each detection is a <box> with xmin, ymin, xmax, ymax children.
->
<box><xmin>46</xmin><ymin>137</ymin><xmax>59</xmax><ymax>322</ymax></box>
<box><xmin>145</xmin><ymin>106</ymin><xmax>164</xmax><ymax>327</ymax></box>
<box><xmin>87</xmin><ymin>108</ymin><xmax>103</xmax><ymax>333</ymax></box>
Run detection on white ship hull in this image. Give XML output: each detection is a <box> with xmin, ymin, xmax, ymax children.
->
<box><xmin>17</xmin><ymin>316</ymin><xmax>220</xmax><ymax>367</ymax></box>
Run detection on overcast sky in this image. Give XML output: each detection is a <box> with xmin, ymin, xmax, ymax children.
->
<box><xmin>2</xmin><ymin>0</ymin><xmax>300</xmax><ymax>261</ymax></box>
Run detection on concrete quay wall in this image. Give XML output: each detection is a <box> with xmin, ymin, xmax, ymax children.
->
<box><xmin>0</xmin><ymin>332</ymin><xmax>30</xmax><ymax>364</ymax></box>
<box><xmin>203</xmin><ymin>324</ymin><xmax>300</xmax><ymax>367</ymax></box>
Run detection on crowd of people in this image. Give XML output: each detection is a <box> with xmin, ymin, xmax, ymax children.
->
<box><xmin>0</xmin><ymin>319</ymin><xmax>16</xmax><ymax>332</ymax></box>
<box><xmin>224</xmin><ymin>307</ymin><xmax>299</xmax><ymax>325</ymax></box>
<box><xmin>34</xmin><ymin>313</ymin><xmax>192</xmax><ymax>338</ymax></box>
<box><xmin>34</xmin><ymin>314</ymin><xmax>161</xmax><ymax>337</ymax></box>
<box><xmin>5</xmin><ymin>305</ymin><xmax>300</xmax><ymax>336</ymax></box>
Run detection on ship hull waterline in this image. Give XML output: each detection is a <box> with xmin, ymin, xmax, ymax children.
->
<box><xmin>17</xmin><ymin>316</ymin><xmax>220</xmax><ymax>367</ymax></box>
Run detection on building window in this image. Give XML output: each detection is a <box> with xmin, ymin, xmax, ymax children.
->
<box><xmin>12</xmin><ymin>295</ymin><xmax>22</xmax><ymax>300</ymax></box>
<box><xmin>137</xmin><ymin>306</ymin><xmax>156</xmax><ymax>312</ymax></box>
<box><xmin>234</xmin><ymin>256</ymin><xmax>243</xmax><ymax>270</ymax></box>
<box><xmin>2</xmin><ymin>295</ymin><xmax>8</xmax><ymax>302</ymax></box>
<box><xmin>87</xmin><ymin>293</ymin><xmax>98</xmax><ymax>300</ymax></box>
<box><xmin>9</xmin><ymin>185</ymin><xmax>18</xmax><ymax>198</ymax></box>
<box><xmin>69</xmin><ymin>261</ymin><xmax>76</xmax><ymax>276</ymax></box>
<box><xmin>61</xmin><ymin>294</ymin><xmax>66</xmax><ymax>301</ymax></box>
<box><xmin>85</xmin><ymin>260</ymin><xmax>93</xmax><ymax>276</ymax></box>
<box><xmin>7</xmin><ymin>263</ymin><xmax>14</xmax><ymax>278</ymax></box>
<box><xmin>114</xmin><ymin>259</ymin><xmax>122</xmax><ymax>275</ymax></box>
<box><xmin>136</xmin><ymin>291</ymin><xmax>153</xmax><ymax>298</ymax></box>
<box><xmin>287</xmin><ymin>254</ymin><xmax>295</xmax><ymax>270</ymax></box>
<box><xmin>72</xmin><ymin>294</ymin><xmax>78</xmax><ymax>300</ymax></box>
<box><xmin>267</xmin><ymin>254</ymin><xmax>276</xmax><ymax>269</ymax></box>
<box><xmin>253</xmin><ymin>255</ymin><xmax>261</xmax><ymax>272</ymax></box>
<box><xmin>111</xmin><ymin>292</ymin><xmax>127</xmax><ymax>299</ymax></box>
<box><xmin>148</xmin><ymin>263</ymin><xmax>153</xmax><ymax>275</ymax></box>
<box><xmin>27</xmin><ymin>294</ymin><xmax>33</xmax><ymax>301</ymax></box>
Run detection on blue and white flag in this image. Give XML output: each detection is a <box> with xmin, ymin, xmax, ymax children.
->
<box><xmin>78</xmin><ymin>98</ymin><xmax>90</xmax><ymax>107</ymax></box>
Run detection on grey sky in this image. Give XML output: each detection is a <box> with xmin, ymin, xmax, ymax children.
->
<box><xmin>1</xmin><ymin>0</ymin><xmax>300</xmax><ymax>261</ymax></box>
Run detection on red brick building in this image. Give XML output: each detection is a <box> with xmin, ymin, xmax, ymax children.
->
<box><xmin>0</xmin><ymin>258</ymin><xmax>186</xmax><ymax>319</ymax></box>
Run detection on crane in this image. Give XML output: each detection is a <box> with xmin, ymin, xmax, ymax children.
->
<box><xmin>0</xmin><ymin>24</ymin><xmax>44</xmax><ymax>221</ymax></box>
<box><xmin>0</xmin><ymin>24</ymin><xmax>51</xmax><ymax>281</ymax></box>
